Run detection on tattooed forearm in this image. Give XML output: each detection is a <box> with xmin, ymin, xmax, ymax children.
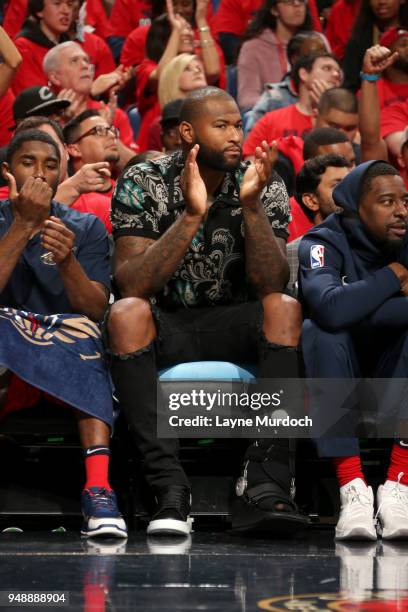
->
<box><xmin>115</xmin><ymin>212</ymin><xmax>202</xmax><ymax>298</ymax></box>
<box><xmin>242</xmin><ymin>202</ymin><xmax>289</xmax><ymax>296</ymax></box>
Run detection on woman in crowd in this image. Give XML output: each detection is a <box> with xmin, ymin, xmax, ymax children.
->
<box><xmin>134</xmin><ymin>0</ymin><xmax>224</xmax><ymax>150</ymax></box>
<box><xmin>237</xmin><ymin>0</ymin><xmax>313</xmax><ymax>111</ymax></box>
<box><xmin>342</xmin><ymin>0</ymin><xmax>408</xmax><ymax>92</ymax></box>
<box><xmin>147</xmin><ymin>52</ymin><xmax>208</xmax><ymax>149</ymax></box>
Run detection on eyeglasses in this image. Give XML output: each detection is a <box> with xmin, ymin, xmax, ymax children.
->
<box><xmin>74</xmin><ymin>125</ymin><xmax>120</xmax><ymax>143</ymax></box>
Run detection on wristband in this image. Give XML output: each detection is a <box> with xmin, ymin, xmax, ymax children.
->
<box><xmin>199</xmin><ymin>25</ymin><xmax>210</xmax><ymax>32</ymax></box>
<box><xmin>360</xmin><ymin>71</ymin><xmax>381</xmax><ymax>82</ymax></box>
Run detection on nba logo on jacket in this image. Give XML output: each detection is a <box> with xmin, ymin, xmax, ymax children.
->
<box><xmin>310</xmin><ymin>245</ymin><xmax>325</xmax><ymax>269</ymax></box>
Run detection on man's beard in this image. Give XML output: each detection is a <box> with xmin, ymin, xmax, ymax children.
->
<box><xmin>195</xmin><ymin>139</ymin><xmax>242</xmax><ymax>172</ymax></box>
<box><xmin>381</xmin><ymin>236</ymin><xmax>405</xmax><ymax>259</ymax></box>
<box><xmin>363</xmin><ymin>221</ymin><xmax>406</xmax><ymax>259</ymax></box>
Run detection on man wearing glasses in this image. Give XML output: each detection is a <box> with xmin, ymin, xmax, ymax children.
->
<box><xmin>63</xmin><ymin>109</ymin><xmax>120</xmax><ymax>233</ymax></box>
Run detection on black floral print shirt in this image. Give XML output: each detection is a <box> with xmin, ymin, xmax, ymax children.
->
<box><xmin>112</xmin><ymin>151</ymin><xmax>290</xmax><ymax>309</ymax></box>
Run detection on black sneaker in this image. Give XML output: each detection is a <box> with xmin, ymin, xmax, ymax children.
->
<box><xmin>147</xmin><ymin>485</ymin><xmax>193</xmax><ymax>536</ymax></box>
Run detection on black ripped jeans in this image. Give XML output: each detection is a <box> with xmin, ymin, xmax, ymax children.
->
<box><xmin>110</xmin><ymin>301</ymin><xmax>302</xmax><ymax>492</ymax></box>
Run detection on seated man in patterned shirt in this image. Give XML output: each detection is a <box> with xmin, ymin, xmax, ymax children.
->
<box><xmin>108</xmin><ymin>87</ymin><xmax>308</xmax><ymax>537</ymax></box>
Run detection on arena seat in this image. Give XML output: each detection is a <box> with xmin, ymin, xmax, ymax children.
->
<box><xmin>159</xmin><ymin>361</ymin><xmax>257</xmax><ymax>381</ymax></box>
<box><xmin>127</xmin><ymin>105</ymin><xmax>142</xmax><ymax>140</ymax></box>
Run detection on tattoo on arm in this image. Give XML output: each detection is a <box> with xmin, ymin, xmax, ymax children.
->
<box><xmin>114</xmin><ymin>212</ymin><xmax>203</xmax><ymax>298</ymax></box>
<box><xmin>242</xmin><ymin>203</ymin><xmax>289</xmax><ymax>296</ymax></box>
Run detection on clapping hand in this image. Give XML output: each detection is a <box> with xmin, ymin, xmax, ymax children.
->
<box><xmin>180</xmin><ymin>144</ymin><xmax>208</xmax><ymax>218</ymax></box>
<box><xmin>240</xmin><ymin>140</ymin><xmax>277</xmax><ymax>208</ymax></box>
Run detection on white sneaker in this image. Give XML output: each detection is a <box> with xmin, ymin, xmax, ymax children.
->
<box><xmin>335</xmin><ymin>478</ymin><xmax>377</xmax><ymax>541</ymax></box>
<box><xmin>376</xmin><ymin>472</ymin><xmax>408</xmax><ymax>540</ymax></box>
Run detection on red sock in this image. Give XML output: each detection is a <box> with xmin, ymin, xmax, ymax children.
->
<box><xmin>386</xmin><ymin>443</ymin><xmax>408</xmax><ymax>485</ymax></box>
<box><xmin>333</xmin><ymin>455</ymin><xmax>366</xmax><ymax>487</ymax></box>
<box><xmin>84</xmin><ymin>454</ymin><xmax>111</xmax><ymax>491</ymax></box>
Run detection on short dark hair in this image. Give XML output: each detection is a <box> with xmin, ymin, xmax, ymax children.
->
<box><xmin>146</xmin><ymin>14</ymin><xmax>172</xmax><ymax>63</ymax></box>
<box><xmin>318</xmin><ymin>88</ymin><xmax>358</xmax><ymax>115</ymax></box>
<box><xmin>63</xmin><ymin>109</ymin><xmax>101</xmax><ymax>144</ymax></box>
<box><xmin>286</xmin><ymin>31</ymin><xmax>322</xmax><ymax>65</ymax></box>
<box><xmin>360</xmin><ymin>161</ymin><xmax>400</xmax><ymax>201</ymax></box>
<box><xmin>292</xmin><ymin>51</ymin><xmax>337</xmax><ymax>91</ymax></box>
<box><xmin>303</xmin><ymin>127</ymin><xmax>349</xmax><ymax>160</ymax></box>
<box><xmin>15</xmin><ymin>116</ymin><xmax>65</xmax><ymax>145</ymax></box>
<box><xmin>296</xmin><ymin>153</ymin><xmax>350</xmax><ymax>221</ymax></box>
<box><xmin>179</xmin><ymin>87</ymin><xmax>235</xmax><ymax>124</ymax></box>
<box><xmin>6</xmin><ymin>129</ymin><xmax>61</xmax><ymax>165</ymax></box>
<box><xmin>28</xmin><ymin>0</ymin><xmax>44</xmax><ymax>18</ymax></box>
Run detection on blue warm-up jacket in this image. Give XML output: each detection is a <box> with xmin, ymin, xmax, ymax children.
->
<box><xmin>298</xmin><ymin>161</ymin><xmax>408</xmax><ymax>332</ymax></box>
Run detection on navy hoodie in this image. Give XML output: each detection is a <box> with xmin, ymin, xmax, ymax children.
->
<box><xmin>298</xmin><ymin>160</ymin><xmax>407</xmax><ymax>331</ymax></box>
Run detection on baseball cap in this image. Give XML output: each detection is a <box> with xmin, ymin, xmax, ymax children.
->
<box><xmin>12</xmin><ymin>86</ymin><xmax>71</xmax><ymax>123</ymax></box>
<box><xmin>379</xmin><ymin>28</ymin><xmax>408</xmax><ymax>49</ymax></box>
<box><xmin>160</xmin><ymin>99</ymin><xmax>184</xmax><ymax>125</ymax></box>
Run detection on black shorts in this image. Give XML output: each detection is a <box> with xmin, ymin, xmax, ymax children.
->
<box><xmin>151</xmin><ymin>301</ymin><xmax>263</xmax><ymax>369</ymax></box>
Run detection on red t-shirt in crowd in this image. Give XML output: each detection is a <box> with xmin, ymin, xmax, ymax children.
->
<box><xmin>243</xmin><ymin>105</ymin><xmax>313</xmax><ymax>158</ymax></box>
<box><xmin>134</xmin><ymin>59</ymin><xmax>161</xmax><ymax>151</ymax></box>
<box><xmin>376</xmin><ymin>79</ymin><xmax>408</xmax><ymax>110</ymax></box>
<box><xmin>107</xmin><ymin>0</ymin><xmax>152</xmax><ymax>38</ymax></box>
<box><xmin>214</xmin><ymin>0</ymin><xmax>262</xmax><ymax>36</ymax></box>
<box><xmin>72</xmin><ymin>192</ymin><xmax>112</xmax><ymax>234</ymax></box>
<box><xmin>108</xmin><ymin>0</ymin><xmax>213</xmax><ymax>38</ymax></box>
<box><xmin>85</xmin><ymin>0</ymin><xmax>111</xmax><ymax>40</ymax></box>
<box><xmin>0</xmin><ymin>90</ymin><xmax>15</xmax><ymax>148</ymax></box>
<box><xmin>81</xmin><ymin>32</ymin><xmax>115</xmax><ymax>78</ymax></box>
<box><xmin>147</xmin><ymin>115</ymin><xmax>163</xmax><ymax>151</ymax></box>
<box><xmin>0</xmin><ymin>185</ymin><xmax>9</xmax><ymax>200</ymax></box>
<box><xmin>120</xmin><ymin>24</ymin><xmax>151</xmax><ymax>68</ymax></box>
<box><xmin>12</xmin><ymin>36</ymin><xmax>48</xmax><ymax>95</ymax></box>
<box><xmin>3</xmin><ymin>0</ymin><xmax>27</xmax><ymax>39</ymax></box>
<box><xmin>3</xmin><ymin>0</ymin><xmax>110</xmax><ymax>41</ymax></box>
<box><xmin>288</xmin><ymin>196</ymin><xmax>313</xmax><ymax>243</ymax></box>
<box><xmin>380</xmin><ymin>100</ymin><xmax>408</xmax><ymax>139</ymax></box>
<box><xmin>325</xmin><ymin>0</ymin><xmax>361</xmax><ymax>61</ymax></box>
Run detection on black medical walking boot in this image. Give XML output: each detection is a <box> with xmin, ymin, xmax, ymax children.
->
<box><xmin>231</xmin><ymin>439</ymin><xmax>309</xmax><ymax>536</ymax></box>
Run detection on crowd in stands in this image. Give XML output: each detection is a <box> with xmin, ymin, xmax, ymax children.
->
<box><xmin>0</xmin><ymin>0</ymin><xmax>407</xmax><ymax>544</ymax></box>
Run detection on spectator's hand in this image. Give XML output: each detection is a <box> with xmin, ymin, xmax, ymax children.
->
<box><xmin>181</xmin><ymin>144</ymin><xmax>208</xmax><ymax>218</ymax></box>
<box><xmin>240</xmin><ymin>140</ymin><xmax>277</xmax><ymax>207</ymax></box>
<box><xmin>91</xmin><ymin>65</ymin><xmax>133</xmax><ymax>97</ymax></box>
<box><xmin>41</xmin><ymin>216</ymin><xmax>75</xmax><ymax>265</ymax></box>
<box><xmin>166</xmin><ymin>0</ymin><xmax>188</xmax><ymax>30</ymax></box>
<box><xmin>195</xmin><ymin>0</ymin><xmax>209</xmax><ymax>25</ymax></box>
<box><xmin>309</xmin><ymin>79</ymin><xmax>332</xmax><ymax>108</ymax></box>
<box><xmin>116</xmin><ymin>64</ymin><xmax>133</xmax><ymax>84</ymax></box>
<box><xmin>58</xmin><ymin>89</ymin><xmax>83</xmax><ymax>120</ymax></box>
<box><xmin>99</xmin><ymin>90</ymin><xmax>117</xmax><ymax>127</ymax></box>
<box><xmin>362</xmin><ymin>45</ymin><xmax>399</xmax><ymax>75</ymax></box>
<box><xmin>6</xmin><ymin>173</ymin><xmax>52</xmax><ymax>229</ymax></box>
<box><xmin>91</xmin><ymin>71</ymin><xmax>122</xmax><ymax>97</ymax></box>
<box><xmin>69</xmin><ymin>162</ymin><xmax>112</xmax><ymax>195</ymax></box>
